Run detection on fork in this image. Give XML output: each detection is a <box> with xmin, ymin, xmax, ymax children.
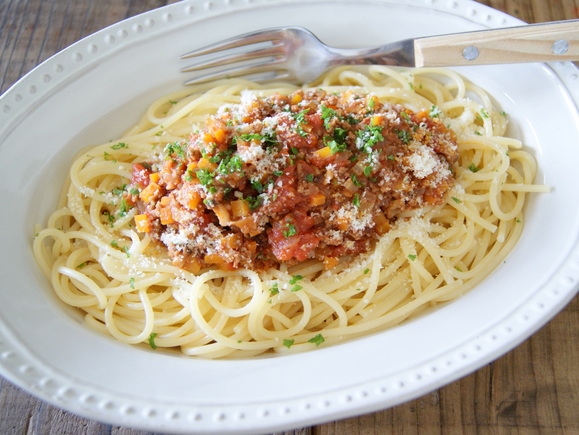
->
<box><xmin>181</xmin><ymin>20</ymin><xmax>579</xmax><ymax>85</ymax></box>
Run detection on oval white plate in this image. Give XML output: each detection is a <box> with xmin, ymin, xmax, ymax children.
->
<box><xmin>0</xmin><ymin>0</ymin><xmax>578</xmax><ymax>433</ymax></box>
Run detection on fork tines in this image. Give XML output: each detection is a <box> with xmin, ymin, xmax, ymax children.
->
<box><xmin>181</xmin><ymin>28</ymin><xmax>293</xmax><ymax>84</ymax></box>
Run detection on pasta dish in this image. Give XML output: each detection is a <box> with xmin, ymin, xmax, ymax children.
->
<box><xmin>33</xmin><ymin>66</ymin><xmax>546</xmax><ymax>358</ymax></box>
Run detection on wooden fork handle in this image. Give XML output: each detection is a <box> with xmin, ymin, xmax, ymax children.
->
<box><xmin>414</xmin><ymin>19</ymin><xmax>579</xmax><ymax>67</ymax></box>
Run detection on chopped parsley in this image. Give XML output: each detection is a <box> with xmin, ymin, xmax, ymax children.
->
<box><xmin>320</xmin><ymin>105</ymin><xmax>339</xmax><ymax>128</ymax></box>
<box><xmin>429</xmin><ymin>105</ymin><xmax>442</xmax><ymax>118</ymax></box>
<box><xmin>270</xmin><ymin>282</ymin><xmax>280</xmax><ymax>296</ymax></box>
<box><xmin>111</xmin><ymin>184</ymin><xmax>126</xmax><ymax>196</ymax></box>
<box><xmin>289</xmin><ymin>275</ymin><xmax>303</xmax><ymax>284</ymax></box>
<box><xmin>468</xmin><ymin>163</ymin><xmax>480</xmax><ymax>172</ymax></box>
<box><xmin>244</xmin><ymin>195</ymin><xmax>262</xmax><ymax>210</ymax></box>
<box><xmin>217</xmin><ymin>154</ymin><xmax>243</xmax><ymax>175</ymax></box>
<box><xmin>356</xmin><ymin>125</ymin><xmax>384</xmax><ymax>153</ymax></box>
<box><xmin>292</xmin><ymin>108</ymin><xmax>310</xmax><ymax>137</ymax></box>
<box><xmin>164</xmin><ymin>141</ymin><xmax>187</xmax><ymax>159</ymax></box>
<box><xmin>148</xmin><ymin>332</ymin><xmax>158</xmax><ymax>349</ymax></box>
<box><xmin>408</xmin><ymin>254</ymin><xmax>417</xmax><ymax>261</ymax></box>
<box><xmin>110</xmin><ymin>142</ymin><xmax>128</xmax><ymax>150</ymax></box>
<box><xmin>251</xmin><ymin>180</ymin><xmax>264</xmax><ymax>193</ymax></box>
<box><xmin>283</xmin><ymin>222</ymin><xmax>297</xmax><ymax>238</ymax></box>
<box><xmin>103</xmin><ymin>152</ymin><xmax>116</xmax><ymax>162</ymax></box>
<box><xmin>117</xmin><ymin>198</ymin><xmax>129</xmax><ymax>217</ymax></box>
<box><xmin>351</xmin><ymin>174</ymin><xmax>362</xmax><ymax>187</ymax></box>
<box><xmin>326</xmin><ymin>138</ymin><xmax>346</xmax><ymax>154</ymax></box>
<box><xmin>307</xmin><ymin>333</ymin><xmax>325</xmax><ymax>347</ymax></box>
<box><xmin>196</xmin><ymin>168</ymin><xmax>214</xmax><ymax>186</ymax></box>
<box><xmin>396</xmin><ymin>129</ymin><xmax>412</xmax><ymax>144</ymax></box>
<box><xmin>283</xmin><ymin>338</ymin><xmax>295</xmax><ymax>349</ymax></box>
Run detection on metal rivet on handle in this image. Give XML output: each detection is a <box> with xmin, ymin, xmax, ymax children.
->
<box><xmin>552</xmin><ymin>39</ymin><xmax>569</xmax><ymax>55</ymax></box>
<box><xmin>463</xmin><ymin>45</ymin><xmax>479</xmax><ymax>61</ymax></box>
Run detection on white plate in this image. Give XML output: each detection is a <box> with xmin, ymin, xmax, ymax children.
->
<box><xmin>0</xmin><ymin>0</ymin><xmax>578</xmax><ymax>433</ymax></box>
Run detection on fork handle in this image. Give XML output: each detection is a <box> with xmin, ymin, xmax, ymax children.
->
<box><xmin>414</xmin><ymin>19</ymin><xmax>579</xmax><ymax>67</ymax></box>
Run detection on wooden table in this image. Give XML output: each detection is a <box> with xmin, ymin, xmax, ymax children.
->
<box><xmin>1</xmin><ymin>0</ymin><xmax>577</xmax><ymax>434</ymax></box>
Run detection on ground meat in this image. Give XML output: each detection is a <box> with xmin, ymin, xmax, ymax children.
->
<box><xmin>129</xmin><ymin>89</ymin><xmax>458</xmax><ymax>272</ymax></box>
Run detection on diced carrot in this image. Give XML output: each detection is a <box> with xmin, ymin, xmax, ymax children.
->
<box><xmin>185</xmin><ymin>257</ymin><xmax>202</xmax><ymax>274</ymax></box>
<box><xmin>323</xmin><ymin>257</ymin><xmax>339</xmax><ymax>270</ymax></box>
<box><xmin>224</xmin><ymin>233</ymin><xmax>243</xmax><ymax>249</ymax></box>
<box><xmin>231</xmin><ymin>216</ymin><xmax>261</xmax><ymax>236</ymax></box>
<box><xmin>213</xmin><ymin>204</ymin><xmax>231</xmax><ymax>225</ymax></box>
<box><xmin>309</xmin><ymin>192</ymin><xmax>326</xmax><ymax>206</ymax></box>
<box><xmin>149</xmin><ymin>172</ymin><xmax>160</xmax><ymax>183</ymax></box>
<box><xmin>202</xmin><ymin>132</ymin><xmax>214</xmax><ymax>144</ymax></box>
<box><xmin>231</xmin><ymin>199</ymin><xmax>250</xmax><ymax>218</ymax></box>
<box><xmin>416</xmin><ymin>110</ymin><xmax>429</xmax><ymax>119</ymax></box>
<box><xmin>301</xmin><ymin>123</ymin><xmax>312</xmax><ymax>133</ymax></box>
<box><xmin>313</xmin><ymin>146</ymin><xmax>332</xmax><ymax>159</ymax></box>
<box><xmin>197</xmin><ymin>157</ymin><xmax>217</xmax><ymax>172</ymax></box>
<box><xmin>371</xmin><ymin>115</ymin><xmax>384</xmax><ymax>126</ymax></box>
<box><xmin>187</xmin><ymin>191</ymin><xmax>202</xmax><ymax>209</ymax></box>
<box><xmin>212</xmin><ymin>128</ymin><xmax>227</xmax><ymax>144</ymax></box>
<box><xmin>373</xmin><ymin>212</ymin><xmax>390</xmax><ymax>235</ymax></box>
<box><xmin>336</xmin><ymin>217</ymin><xmax>349</xmax><ymax>231</ymax></box>
<box><xmin>204</xmin><ymin>254</ymin><xmax>225</xmax><ymax>264</ymax></box>
<box><xmin>134</xmin><ymin>214</ymin><xmax>152</xmax><ymax>233</ymax></box>
<box><xmin>159</xmin><ymin>205</ymin><xmax>174</xmax><ymax>225</ymax></box>
<box><xmin>290</xmin><ymin>93</ymin><xmax>303</xmax><ymax>105</ymax></box>
<box><xmin>139</xmin><ymin>182</ymin><xmax>160</xmax><ymax>203</ymax></box>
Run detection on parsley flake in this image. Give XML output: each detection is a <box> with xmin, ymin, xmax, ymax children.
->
<box><xmin>283</xmin><ymin>222</ymin><xmax>297</xmax><ymax>238</ymax></box>
<box><xmin>269</xmin><ymin>282</ymin><xmax>280</xmax><ymax>296</ymax></box>
<box><xmin>111</xmin><ymin>142</ymin><xmax>128</xmax><ymax>150</ymax></box>
<box><xmin>283</xmin><ymin>339</ymin><xmax>295</xmax><ymax>349</ymax></box>
<box><xmin>468</xmin><ymin>163</ymin><xmax>480</xmax><ymax>172</ymax></box>
<box><xmin>289</xmin><ymin>275</ymin><xmax>303</xmax><ymax>285</ymax></box>
<box><xmin>356</xmin><ymin>125</ymin><xmax>384</xmax><ymax>153</ymax></box>
<box><xmin>429</xmin><ymin>105</ymin><xmax>442</xmax><ymax>118</ymax></box>
<box><xmin>164</xmin><ymin>141</ymin><xmax>187</xmax><ymax>160</ymax></box>
<box><xmin>148</xmin><ymin>332</ymin><xmax>158</xmax><ymax>350</ymax></box>
<box><xmin>308</xmin><ymin>333</ymin><xmax>325</xmax><ymax>347</ymax></box>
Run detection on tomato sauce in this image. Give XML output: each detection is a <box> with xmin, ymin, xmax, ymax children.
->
<box><xmin>129</xmin><ymin>89</ymin><xmax>458</xmax><ymax>272</ymax></box>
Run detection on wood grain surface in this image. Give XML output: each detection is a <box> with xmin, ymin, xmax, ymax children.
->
<box><xmin>1</xmin><ymin>0</ymin><xmax>577</xmax><ymax>434</ymax></box>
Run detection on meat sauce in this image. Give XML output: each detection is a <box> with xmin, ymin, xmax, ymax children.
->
<box><xmin>129</xmin><ymin>89</ymin><xmax>458</xmax><ymax>272</ymax></box>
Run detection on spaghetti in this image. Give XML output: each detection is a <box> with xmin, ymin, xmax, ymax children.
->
<box><xmin>33</xmin><ymin>66</ymin><xmax>546</xmax><ymax>358</ymax></box>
